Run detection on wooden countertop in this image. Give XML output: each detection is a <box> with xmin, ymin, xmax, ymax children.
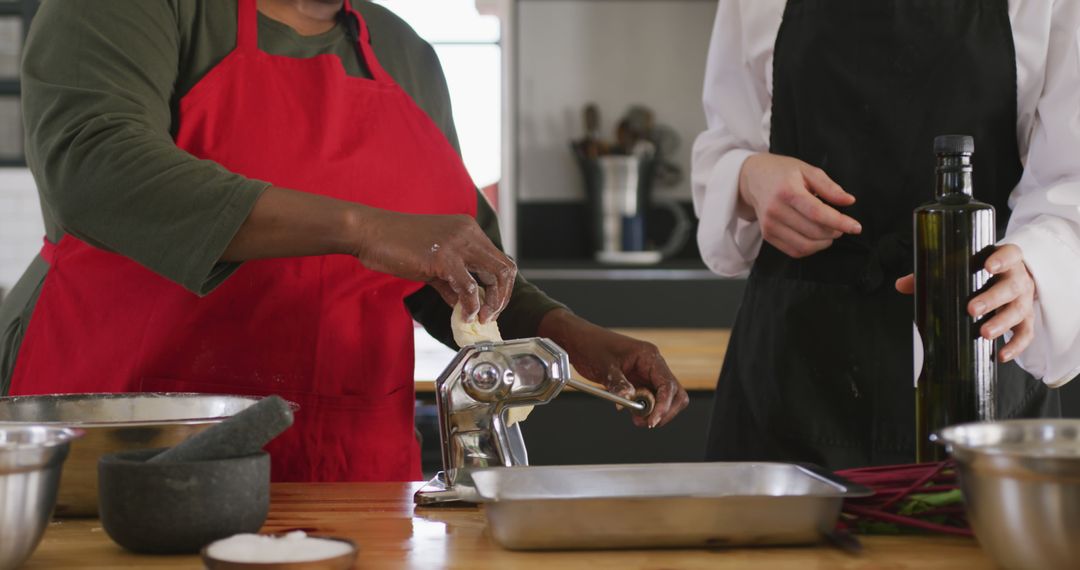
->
<box><xmin>26</xmin><ymin>482</ymin><xmax>994</xmax><ymax>569</ymax></box>
<box><xmin>416</xmin><ymin>328</ymin><xmax>729</xmax><ymax>393</ymax></box>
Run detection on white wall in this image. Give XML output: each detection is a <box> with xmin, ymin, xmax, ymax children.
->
<box><xmin>0</xmin><ymin>168</ymin><xmax>43</xmax><ymax>296</ymax></box>
<box><xmin>516</xmin><ymin>0</ymin><xmax>715</xmax><ymax>203</ymax></box>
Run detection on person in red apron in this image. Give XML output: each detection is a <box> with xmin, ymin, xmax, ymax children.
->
<box><xmin>3</xmin><ymin>0</ymin><xmax>689</xmax><ymax>482</ymax></box>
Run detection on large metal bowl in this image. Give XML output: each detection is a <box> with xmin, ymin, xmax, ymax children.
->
<box><xmin>936</xmin><ymin>419</ymin><xmax>1080</xmax><ymax>570</ymax></box>
<box><xmin>0</xmin><ymin>425</ymin><xmax>83</xmax><ymax>570</ymax></box>
<box><xmin>0</xmin><ymin>393</ymin><xmax>269</xmax><ymax>517</ymax></box>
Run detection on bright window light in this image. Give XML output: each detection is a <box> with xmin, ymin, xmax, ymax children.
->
<box><xmin>374</xmin><ymin>0</ymin><xmax>502</xmax><ymax>188</ymax></box>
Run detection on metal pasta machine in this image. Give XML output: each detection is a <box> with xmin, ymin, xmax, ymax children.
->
<box><xmin>415</xmin><ymin>338</ymin><xmax>653</xmax><ymax>505</ymax></box>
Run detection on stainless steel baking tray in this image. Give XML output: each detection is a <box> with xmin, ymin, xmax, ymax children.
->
<box><xmin>470</xmin><ymin>462</ymin><xmax>872</xmax><ymax>550</ymax></box>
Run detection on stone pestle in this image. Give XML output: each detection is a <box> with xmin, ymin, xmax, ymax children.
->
<box><xmin>147</xmin><ymin>395</ymin><xmax>294</xmax><ymax>464</ymax></box>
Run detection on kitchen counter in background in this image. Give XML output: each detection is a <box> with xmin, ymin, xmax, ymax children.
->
<box><xmin>518</xmin><ymin>260</ymin><xmax>744</xmax><ymax>329</ymax></box>
<box><xmin>25</xmin><ymin>482</ymin><xmax>996</xmax><ymax>569</ymax></box>
<box><xmin>415</xmin><ymin>327</ymin><xmax>729</xmax><ymax>392</ymax></box>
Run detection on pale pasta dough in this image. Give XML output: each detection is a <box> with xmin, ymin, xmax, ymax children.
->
<box><xmin>450</xmin><ymin>296</ymin><xmax>533</xmax><ymax>425</ymax></box>
<box><xmin>504</xmin><ymin>406</ymin><xmax>534</xmax><ymax>426</ymax></box>
<box><xmin>450</xmin><ymin>299</ymin><xmax>503</xmax><ymax>348</ymax></box>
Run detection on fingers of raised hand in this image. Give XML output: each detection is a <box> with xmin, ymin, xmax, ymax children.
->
<box><xmin>802</xmin><ymin>166</ymin><xmax>855</xmax><ymax>208</ymax></box>
<box><xmin>760</xmin><ymin>219</ymin><xmax>834</xmax><ymax>258</ymax></box>
<box><xmin>787</xmin><ymin>188</ymin><xmax>862</xmax><ymax>235</ymax></box>
<box><xmin>774</xmin><ymin>202</ymin><xmax>843</xmax><ymax>240</ymax></box>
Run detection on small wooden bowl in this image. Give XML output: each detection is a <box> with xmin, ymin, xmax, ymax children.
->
<box><xmin>201</xmin><ymin>536</ymin><xmax>357</xmax><ymax>570</ymax></box>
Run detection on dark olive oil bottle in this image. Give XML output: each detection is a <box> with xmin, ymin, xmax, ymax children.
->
<box><xmin>914</xmin><ymin>135</ymin><xmax>997</xmax><ymax>462</ymax></box>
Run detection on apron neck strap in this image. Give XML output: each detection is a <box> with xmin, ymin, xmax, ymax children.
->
<box><xmin>236</xmin><ymin>0</ymin><xmax>391</xmax><ymax>85</ymax></box>
<box><xmin>237</xmin><ymin>0</ymin><xmax>259</xmax><ymax>52</ymax></box>
<box><xmin>340</xmin><ymin>1</ymin><xmax>391</xmax><ymax>84</ymax></box>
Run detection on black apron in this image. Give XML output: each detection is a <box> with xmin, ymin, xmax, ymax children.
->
<box><xmin>705</xmin><ymin>0</ymin><xmax>1060</xmax><ymax>470</ymax></box>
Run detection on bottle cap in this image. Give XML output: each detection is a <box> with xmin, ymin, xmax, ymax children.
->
<box><xmin>933</xmin><ymin>135</ymin><xmax>974</xmax><ymax>155</ymax></box>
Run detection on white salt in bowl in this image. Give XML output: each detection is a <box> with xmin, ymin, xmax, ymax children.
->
<box><xmin>201</xmin><ymin>531</ymin><xmax>358</xmax><ymax>570</ymax></box>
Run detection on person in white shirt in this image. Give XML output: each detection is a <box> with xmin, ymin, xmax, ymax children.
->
<box><xmin>692</xmin><ymin>0</ymin><xmax>1080</xmax><ymax>468</ymax></box>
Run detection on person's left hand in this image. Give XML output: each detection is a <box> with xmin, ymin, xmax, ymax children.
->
<box><xmin>895</xmin><ymin>244</ymin><xmax>1035</xmax><ymax>363</ymax></box>
<box><xmin>537</xmin><ymin>309</ymin><xmax>689</xmax><ymax>428</ymax></box>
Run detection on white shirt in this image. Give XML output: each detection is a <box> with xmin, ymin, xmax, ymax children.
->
<box><xmin>692</xmin><ymin>0</ymin><xmax>1080</xmax><ymax>387</ymax></box>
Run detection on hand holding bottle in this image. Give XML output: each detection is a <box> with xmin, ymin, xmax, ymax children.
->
<box><xmin>895</xmin><ymin>243</ymin><xmax>1034</xmax><ymax>363</ymax></box>
<box><xmin>737</xmin><ymin>153</ymin><xmax>863</xmax><ymax>258</ymax></box>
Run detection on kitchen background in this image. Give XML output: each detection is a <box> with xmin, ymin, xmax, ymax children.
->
<box><xmin>0</xmin><ymin>0</ymin><xmax>1076</xmax><ymax>470</ymax></box>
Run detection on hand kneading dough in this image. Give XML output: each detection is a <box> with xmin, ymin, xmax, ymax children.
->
<box><xmin>450</xmin><ymin>297</ymin><xmax>533</xmax><ymax>426</ymax></box>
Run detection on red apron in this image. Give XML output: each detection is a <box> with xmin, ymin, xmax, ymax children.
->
<box><xmin>9</xmin><ymin>0</ymin><xmax>476</xmax><ymax>482</ymax></box>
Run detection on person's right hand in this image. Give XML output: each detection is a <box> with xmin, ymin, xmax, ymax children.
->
<box><xmin>738</xmin><ymin>153</ymin><xmax>862</xmax><ymax>258</ymax></box>
<box><xmin>353</xmin><ymin>209</ymin><xmax>516</xmax><ymax>323</ymax></box>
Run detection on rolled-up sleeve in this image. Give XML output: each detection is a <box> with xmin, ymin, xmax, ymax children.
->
<box><xmin>1001</xmin><ymin>0</ymin><xmax>1080</xmax><ymax>387</ymax></box>
<box><xmin>690</xmin><ymin>0</ymin><xmax>778</xmax><ymax>278</ymax></box>
<box><xmin>22</xmin><ymin>0</ymin><xmax>269</xmax><ymax>295</ymax></box>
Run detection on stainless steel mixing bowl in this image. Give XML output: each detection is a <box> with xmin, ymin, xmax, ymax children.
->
<box><xmin>936</xmin><ymin>419</ymin><xmax>1080</xmax><ymax>570</ymax></box>
<box><xmin>0</xmin><ymin>393</ymin><xmax>269</xmax><ymax>517</ymax></box>
<box><xmin>0</xmin><ymin>425</ymin><xmax>83</xmax><ymax>570</ymax></box>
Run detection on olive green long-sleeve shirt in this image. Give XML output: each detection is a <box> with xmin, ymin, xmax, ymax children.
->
<box><xmin>0</xmin><ymin>0</ymin><xmax>561</xmax><ymax>392</ymax></box>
